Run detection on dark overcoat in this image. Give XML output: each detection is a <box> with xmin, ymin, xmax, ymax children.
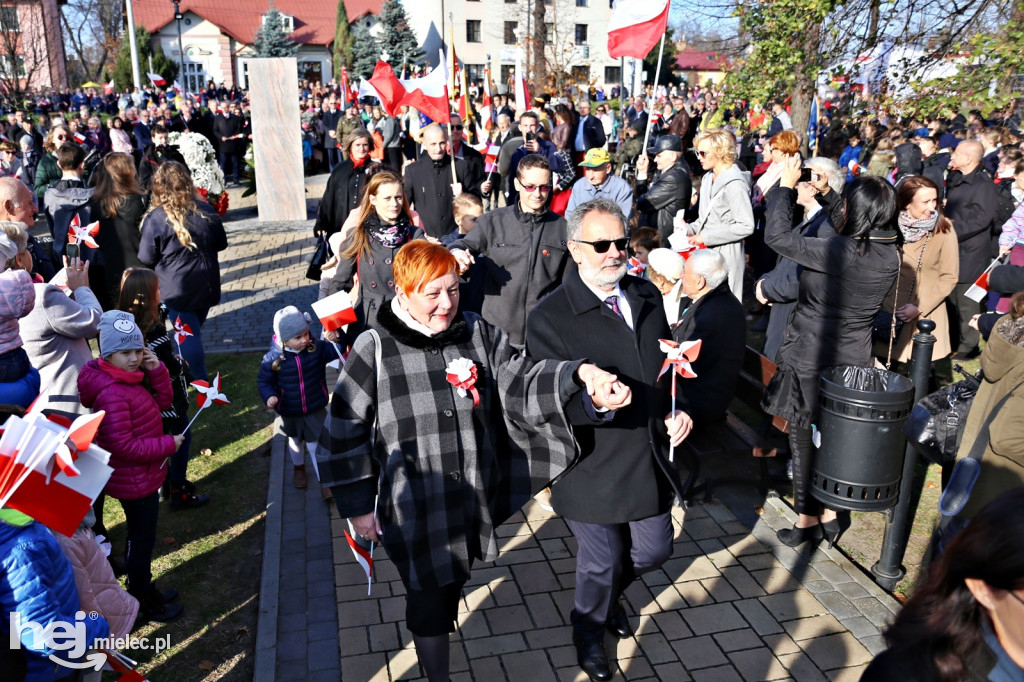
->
<box><xmin>313</xmin><ymin>158</ymin><xmax>377</xmax><ymax>237</ymax></box>
<box><xmin>404</xmin><ymin>154</ymin><xmax>482</xmax><ymax>239</ymax></box>
<box><xmin>526</xmin><ymin>269</ymin><xmax>686</xmax><ymax>523</ymax></box>
<box><xmin>635</xmin><ymin>160</ymin><xmax>693</xmax><ymax>243</ymax></box>
<box><xmin>317</xmin><ymin>302</ymin><xmax>584</xmax><ymax>591</ymax></box>
<box><xmin>761</xmin><ymin>187</ymin><xmax>899</xmax><ymax>428</ymax></box>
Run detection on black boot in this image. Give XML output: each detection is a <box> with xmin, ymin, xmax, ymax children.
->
<box><xmin>169</xmin><ymin>480</ymin><xmax>210</xmax><ymax>510</ymax></box>
<box><xmin>135</xmin><ymin>587</ymin><xmax>183</xmax><ymax>623</ymax></box>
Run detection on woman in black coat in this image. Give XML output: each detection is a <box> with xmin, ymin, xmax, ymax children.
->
<box><xmin>313</xmin><ymin>128</ymin><xmax>378</xmax><ymax>239</ymax></box>
<box><xmin>761</xmin><ymin>158</ymin><xmax>900</xmax><ymax>548</ymax></box>
<box><xmin>89</xmin><ymin>152</ymin><xmax>147</xmax><ymax>310</ymax></box>
<box><xmin>326</xmin><ymin>169</ymin><xmax>423</xmax><ymax>345</ymax></box>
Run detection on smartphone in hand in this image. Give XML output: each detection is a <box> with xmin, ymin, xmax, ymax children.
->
<box><xmin>66</xmin><ymin>243</ymin><xmax>80</xmax><ymax>260</ymax></box>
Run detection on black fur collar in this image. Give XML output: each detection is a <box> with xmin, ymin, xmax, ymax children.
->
<box><xmin>376</xmin><ymin>298</ymin><xmax>472</xmax><ymax>350</ymax></box>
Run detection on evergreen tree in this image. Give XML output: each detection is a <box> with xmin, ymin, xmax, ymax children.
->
<box><xmin>378</xmin><ymin>0</ymin><xmax>423</xmax><ymax>68</ymax></box>
<box><xmin>333</xmin><ymin>0</ymin><xmax>354</xmax><ymax>78</ymax></box>
<box><xmin>113</xmin><ymin>27</ymin><xmax>179</xmax><ymax>91</ymax></box>
<box><xmin>252</xmin><ymin>3</ymin><xmax>300</xmax><ymax>58</ymax></box>
<box><xmin>351</xmin><ymin>22</ymin><xmax>380</xmax><ymax>79</ymax></box>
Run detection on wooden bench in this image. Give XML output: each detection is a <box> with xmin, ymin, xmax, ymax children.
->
<box><xmin>679</xmin><ymin>346</ymin><xmax>788</xmax><ymax>503</ymax></box>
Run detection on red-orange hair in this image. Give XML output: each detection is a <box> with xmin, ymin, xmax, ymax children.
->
<box><xmin>393</xmin><ymin>241</ymin><xmax>457</xmax><ymax>294</ymax></box>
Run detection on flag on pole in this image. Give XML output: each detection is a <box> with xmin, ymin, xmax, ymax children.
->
<box><xmin>311</xmin><ymin>290</ymin><xmax>358</xmax><ymax>331</ymax></box>
<box><xmin>514</xmin><ymin>49</ymin><xmax>530</xmax><ymax>114</ymax></box>
<box><xmin>964</xmin><ymin>257</ymin><xmax>1004</xmax><ymax>302</ymax></box>
<box><xmin>368</xmin><ymin>51</ymin><xmax>451</xmax><ymax>124</ymax></box>
<box><xmin>607</xmin><ymin>0</ymin><xmax>671</xmax><ymax>60</ymax></box>
<box><xmin>340</xmin><ymin>68</ymin><xmax>350</xmax><ymax>107</ymax></box>
<box><xmin>103</xmin><ymin>80</ymin><xmax>115</xmax><ymax>95</ymax></box>
<box><xmin>448</xmin><ymin>22</ymin><xmax>458</xmax><ymax>99</ymax></box>
<box><xmin>147</xmin><ymin>72</ymin><xmax>167</xmax><ymax>87</ymax></box>
<box><xmin>343</xmin><ymin>517</ymin><xmax>375</xmax><ymax>595</ymax></box>
<box><xmin>458</xmin><ymin>53</ymin><xmax>473</xmax><ymax>124</ymax></box>
<box><xmin>483</xmin><ymin>143</ymin><xmax>500</xmax><ymax>173</ymax></box>
<box><xmin>73</xmin><ymin>131</ymin><xmax>87</xmax><ymax>144</ymax></box>
<box><xmin>480</xmin><ymin>64</ymin><xmax>493</xmax><ymax>130</ymax></box>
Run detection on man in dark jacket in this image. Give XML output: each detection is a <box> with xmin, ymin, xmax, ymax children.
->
<box><xmin>635</xmin><ymin>134</ymin><xmax>692</xmax><ymax>244</ymax></box>
<box><xmin>137</xmin><ymin>124</ymin><xmax>188</xmax><ymax>191</ymax></box>
<box><xmin>212</xmin><ymin>108</ymin><xmax>245</xmax><ymax>185</ymax></box>
<box><xmin>506</xmin><ymin>111</ymin><xmax>562</xmax><ymax>207</ymax></box>
<box><xmin>449</xmin><ymin>154</ymin><xmax>569</xmax><ymax>348</ymax></box>
<box><xmin>672</xmin><ymin>249</ymin><xmax>746</xmax><ymax>424</ymax></box>
<box><xmin>917</xmin><ymin>135</ymin><xmax>948</xmax><ymax>192</ymax></box>
<box><xmin>404</xmin><ymin>124</ymin><xmax>483</xmax><ymax>239</ymax></box>
<box><xmin>321</xmin><ymin>102</ymin><xmax>344</xmax><ymax>171</ymax></box>
<box><xmin>571</xmin><ymin>100</ymin><xmax>607</xmax><ymax>163</ymax></box>
<box><xmin>448</xmin><ymin>113</ymin><xmax>486</xmax><ymax>195</ymax></box>
<box><xmin>946</xmin><ymin>140</ymin><xmax>999</xmax><ymax>358</ymax></box>
<box><xmin>526</xmin><ymin>197</ymin><xmax>690</xmax><ymax>682</ymax></box>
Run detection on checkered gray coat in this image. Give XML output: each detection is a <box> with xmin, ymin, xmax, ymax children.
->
<box><xmin>317</xmin><ymin>302</ymin><xmax>583</xmax><ymax>591</ymax></box>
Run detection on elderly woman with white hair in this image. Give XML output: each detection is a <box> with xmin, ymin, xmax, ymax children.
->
<box><xmin>678</xmin><ymin>129</ymin><xmax>755</xmax><ymax>302</ymax></box>
<box><xmin>755</xmin><ymin>157</ymin><xmax>844</xmax><ymax>362</ymax></box>
<box><xmin>646</xmin><ymin>248</ymin><xmax>685</xmax><ymax>326</ymax></box>
<box><xmin>671</xmin><ymin>248</ymin><xmax>747</xmax><ymax>425</ymax></box>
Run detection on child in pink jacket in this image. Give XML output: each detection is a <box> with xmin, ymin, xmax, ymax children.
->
<box><xmin>78</xmin><ymin>310</ymin><xmax>185</xmax><ymax>623</ymax></box>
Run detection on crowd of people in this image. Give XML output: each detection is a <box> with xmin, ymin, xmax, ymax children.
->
<box><xmin>3</xmin><ymin>72</ymin><xmax>1024</xmax><ymax>681</ymax></box>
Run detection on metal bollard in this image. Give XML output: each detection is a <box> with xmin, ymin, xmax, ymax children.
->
<box><xmin>871</xmin><ymin>319</ymin><xmax>936</xmax><ymax>590</ymax></box>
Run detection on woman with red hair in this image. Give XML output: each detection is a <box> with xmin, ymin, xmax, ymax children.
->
<box><xmin>318</xmin><ymin>240</ymin><xmax>628</xmax><ymax>682</ymax></box>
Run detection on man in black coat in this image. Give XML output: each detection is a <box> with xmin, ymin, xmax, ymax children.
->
<box><xmin>526</xmin><ymin>198</ymin><xmax>691</xmax><ymax>682</ymax></box>
<box><xmin>404</xmin><ymin>124</ymin><xmax>482</xmax><ymax>239</ymax></box>
<box><xmin>449</xmin><ymin>113</ymin><xmax>486</xmax><ymax>195</ymax></box>
<box><xmin>672</xmin><ymin>249</ymin><xmax>746</xmax><ymax>424</ymax></box>
<box><xmin>634</xmin><ymin>134</ymin><xmax>692</xmax><ymax>244</ymax></box>
<box><xmin>571</xmin><ymin>100</ymin><xmax>607</xmax><ymax>164</ymax></box>
<box><xmin>945</xmin><ymin>139</ymin><xmax>999</xmax><ymax>358</ymax></box>
<box><xmin>211</xmin><ymin>108</ymin><xmax>245</xmax><ymax>185</ymax></box>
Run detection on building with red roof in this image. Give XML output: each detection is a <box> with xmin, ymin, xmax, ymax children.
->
<box><xmin>132</xmin><ymin>0</ymin><xmax>383</xmax><ymax>89</ymax></box>
<box><xmin>674</xmin><ymin>48</ymin><xmax>732</xmax><ymax>88</ymax></box>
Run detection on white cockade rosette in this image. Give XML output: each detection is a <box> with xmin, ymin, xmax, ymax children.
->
<box><xmin>444</xmin><ymin>357</ymin><xmax>480</xmax><ymax>408</ymax></box>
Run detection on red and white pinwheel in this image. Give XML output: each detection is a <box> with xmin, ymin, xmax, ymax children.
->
<box><xmin>445</xmin><ymin>357</ymin><xmax>480</xmax><ymax>408</ymax></box>
<box><xmin>628</xmin><ymin>256</ymin><xmax>647</xmax><ymax>276</ymax></box>
<box><xmin>49</xmin><ymin>411</ymin><xmax>105</xmax><ymax>481</ymax></box>
<box><xmin>67</xmin><ymin>214</ymin><xmax>100</xmax><ymax>249</ymax></box>
<box><xmin>181</xmin><ymin>372</ymin><xmax>230</xmax><ymax>435</ymax></box>
<box><xmin>658</xmin><ymin>338</ymin><xmax>702</xmax><ymax>462</ymax></box>
<box><xmin>173</xmin><ymin>316</ymin><xmax>194</xmax><ymax>349</ymax></box>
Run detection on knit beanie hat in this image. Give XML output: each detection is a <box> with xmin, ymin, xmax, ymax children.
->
<box><xmin>274</xmin><ymin>306</ymin><xmax>311</xmax><ymax>345</ymax></box>
<box><xmin>99</xmin><ymin>310</ymin><xmax>144</xmax><ymax>358</ymax></box>
<box><xmin>0</xmin><ymin>233</ymin><xmax>18</xmax><ymax>265</ymax></box>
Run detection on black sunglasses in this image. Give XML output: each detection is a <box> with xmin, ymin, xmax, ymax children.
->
<box><xmin>452</xmin><ymin>125</ymin><xmax>464</xmax><ymax>130</ymax></box>
<box><xmin>573</xmin><ymin>238</ymin><xmax>628</xmax><ymax>254</ymax></box>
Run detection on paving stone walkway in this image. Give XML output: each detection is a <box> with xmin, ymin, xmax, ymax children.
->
<box><xmin>226</xmin><ymin>205</ymin><xmax>903</xmax><ymax>681</ymax></box>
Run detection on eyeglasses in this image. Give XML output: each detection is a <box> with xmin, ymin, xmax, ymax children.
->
<box><xmin>696</xmin><ymin>150</ymin><xmax>710</xmax><ymax>159</ymax></box>
<box><xmin>452</xmin><ymin>125</ymin><xmax>463</xmax><ymax>130</ymax></box>
<box><xmin>573</xmin><ymin>238</ymin><xmax>628</xmax><ymax>253</ymax></box>
<box><xmin>520</xmin><ymin>183</ymin><xmax>551</xmax><ymax>194</ymax></box>
<box><xmin>1009</xmin><ymin>590</ymin><xmax>1024</xmax><ymax>608</ymax></box>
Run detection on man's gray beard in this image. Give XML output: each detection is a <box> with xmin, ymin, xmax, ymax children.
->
<box><xmin>581</xmin><ymin>260</ymin><xmax>627</xmax><ymax>288</ymax></box>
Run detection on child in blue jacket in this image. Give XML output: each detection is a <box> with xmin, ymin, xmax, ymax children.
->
<box><xmin>258</xmin><ymin>306</ymin><xmax>339</xmax><ymax>495</ymax></box>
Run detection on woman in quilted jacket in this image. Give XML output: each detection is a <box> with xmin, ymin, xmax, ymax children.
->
<box><xmin>78</xmin><ymin>310</ymin><xmax>184</xmax><ymax>623</ymax></box>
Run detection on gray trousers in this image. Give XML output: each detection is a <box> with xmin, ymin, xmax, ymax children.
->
<box><xmin>565</xmin><ymin>512</ymin><xmax>674</xmax><ymax>640</ymax></box>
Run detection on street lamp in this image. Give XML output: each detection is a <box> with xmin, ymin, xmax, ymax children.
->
<box><xmin>171</xmin><ymin>0</ymin><xmax>187</xmax><ymax>94</ymax></box>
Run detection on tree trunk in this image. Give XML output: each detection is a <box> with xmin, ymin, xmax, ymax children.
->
<box><xmin>790</xmin><ymin>23</ymin><xmax>823</xmax><ymax>156</ymax></box>
<box><xmin>531</xmin><ymin>0</ymin><xmax>547</xmax><ymax>93</ymax></box>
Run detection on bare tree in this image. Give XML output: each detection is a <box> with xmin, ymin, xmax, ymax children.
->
<box><xmin>60</xmin><ymin>0</ymin><xmax>122</xmax><ymax>83</ymax></box>
<box><xmin>0</xmin><ymin>0</ymin><xmax>50</xmax><ymax>103</ymax></box>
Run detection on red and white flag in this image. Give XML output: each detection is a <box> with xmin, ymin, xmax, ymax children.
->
<box><xmin>483</xmin><ymin>143</ymin><xmax>500</xmax><ymax>174</ymax></box>
<box><xmin>343</xmin><ymin>518</ymin><xmax>375</xmax><ymax>595</ymax></box>
<box><xmin>513</xmin><ymin>50</ymin><xmax>530</xmax><ymax>114</ymax></box>
<box><xmin>73</xmin><ymin>131</ymin><xmax>87</xmax><ymax>144</ymax></box>
<box><xmin>147</xmin><ymin>72</ymin><xmax>167</xmax><ymax>87</ymax></box>
<box><xmin>607</xmin><ymin>0</ymin><xmax>671</xmax><ymax>60</ymax></box>
<box><xmin>965</xmin><ymin>257</ymin><xmax>1004</xmax><ymax>303</ymax></box>
<box><xmin>67</xmin><ymin>213</ymin><xmax>100</xmax><ymax>249</ymax></box>
<box><xmin>480</xmin><ymin>65</ymin><xmax>493</xmax><ymax>131</ymax></box>
<box><xmin>311</xmin><ymin>290</ymin><xmax>358</xmax><ymax>331</ymax></box>
<box><xmin>368</xmin><ymin>51</ymin><xmax>451</xmax><ymax>124</ymax></box>
<box><xmin>103</xmin><ymin>80</ymin><xmax>115</xmax><ymax>95</ymax></box>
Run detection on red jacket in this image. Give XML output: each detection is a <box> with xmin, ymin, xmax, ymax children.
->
<box><xmin>77</xmin><ymin>359</ymin><xmax>176</xmax><ymax>500</ymax></box>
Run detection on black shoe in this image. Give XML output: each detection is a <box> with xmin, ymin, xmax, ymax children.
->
<box><xmin>606</xmin><ymin>603</ymin><xmax>633</xmax><ymax>639</ymax></box>
<box><xmin>822</xmin><ymin>513</ymin><xmax>851</xmax><ymax>549</ymax></box>
<box><xmin>573</xmin><ymin>632</ymin><xmax>612</xmax><ymax>681</ymax></box>
<box><xmin>136</xmin><ymin>589</ymin><xmax>183</xmax><ymax>623</ymax></box>
<box><xmin>777</xmin><ymin>522</ymin><xmax>824</xmax><ymax>547</ymax></box>
<box><xmin>152</xmin><ymin>585</ymin><xmax>179</xmax><ymax>603</ymax></box>
<box><xmin>169</xmin><ymin>480</ymin><xmax>210</xmax><ymax>510</ymax></box>
<box><xmin>952</xmin><ymin>348</ymin><xmax>981</xmax><ymax>361</ymax></box>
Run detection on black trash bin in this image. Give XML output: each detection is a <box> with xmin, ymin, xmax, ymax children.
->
<box><xmin>811</xmin><ymin>366</ymin><xmax>915</xmax><ymax>511</ymax></box>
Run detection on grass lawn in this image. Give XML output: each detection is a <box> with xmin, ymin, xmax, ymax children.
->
<box><xmin>100</xmin><ymin>351</ymin><xmax>273</xmax><ymax>681</ymax></box>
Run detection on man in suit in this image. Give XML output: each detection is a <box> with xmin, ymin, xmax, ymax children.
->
<box><xmin>572</xmin><ymin>100</ymin><xmax>607</xmax><ymax>166</ymax></box>
<box><xmin>526</xmin><ymin>198</ymin><xmax>691</xmax><ymax>681</ymax></box>
<box><xmin>404</xmin><ymin>124</ymin><xmax>483</xmax><ymax>239</ymax></box>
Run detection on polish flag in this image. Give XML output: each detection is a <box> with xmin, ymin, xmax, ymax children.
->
<box><xmin>480</xmin><ymin>65</ymin><xmax>493</xmax><ymax>131</ymax></box>
<box><xmin>73</xmin><ymin>131</ymin><xmax>87</xmax><ymax>144</ymax></box>
<box><xmin>483</xmin><ymin>143</ymin><xmax>500</xmax><ymax>174</ymax></box>
<box><xmin>514</xmin><ymin>50</ymin><xmax>530</xmax><ymax>114</ymax></box>
<box><xmin>965</xmin><ymin>257</ymin><xmax>1003</xmax><ymax>303</ymax></box>
<box><xmin>368</xmin><ymin>51</ymin><xmax>451</xmax><ymax>125</ymax></box>
<box><xmin>607</xmin><ymin>0</ymin><xmax>671</xmax><ymax>60</ymax></box>
<box><xmin>147</xmin><ymin>72</ymin><xmax>167</xmax><ymax>87</ymax></box>
<box><xmin>311</xmin><ymin>290</ymin><xmax>358</xmax><ymax>331</ymax></box>
<box><xmin>103</xmin><ymin>80</ymin><xmax>115</xmax><ymax>95</ymax></box>
<box><xmin>344</xmin><ymin>518</ymin><xmax>375</xmax><ymax>595</ymax></box>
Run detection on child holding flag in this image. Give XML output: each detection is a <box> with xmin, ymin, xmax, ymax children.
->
<box><xmin>78</xmin><ymin>310</ymin><xmax>184</xmax><ymax>622</ymax></box>
<box><xmin>258</xmin><ymin>306</ymin><xmax>339</xmax><ymax>496</ymax></box>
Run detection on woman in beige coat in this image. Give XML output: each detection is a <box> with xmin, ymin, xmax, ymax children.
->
<box><xmin>873</xmin><ymin>176</ymin><xmax>959</xmax><ymax>365</ymax></box>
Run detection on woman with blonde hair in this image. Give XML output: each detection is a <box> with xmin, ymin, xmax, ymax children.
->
<box><xmin>138</xmin><ymin>161</ymin><xmax>227</xmax><ymax>381</ymax></box>
<box><xmin>90</xmin><ymin>152</ymin><xmax>147</xmax><ymax>309</ymax></box>
<box><xmin>679</xmin><ymin>129</ymin><xmax>755</xmax><ymax>301</ymax></box>
<box><xmin>326</xmin><ymin>169</ymin><xmax>423</xmax><ymax>344</ymax></box>
<box><xmin>33</xmin><ymin>125</ymin><xmax>71</xmax><ymax>207</ymax></box>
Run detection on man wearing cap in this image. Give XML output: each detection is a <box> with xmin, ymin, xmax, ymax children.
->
<box><xmin>567</xmin><ymin>148</ymin><xmax>633</xmax><ymax>220</ymax></box>
<box><xmin>635</xmin><ymin>134</ymin><xmax>692</xmax><ymax>243</ymax></box>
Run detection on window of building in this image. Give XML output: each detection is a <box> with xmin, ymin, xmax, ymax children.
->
<box><xmin>575</xmin><ymin>24</ymin><xmax>588</xmax><ymax>45</ymax></box>
<box><xmin>504</xmin><ymin>21</ymin><xmax>518</xmax><ymax>44</ymax></box>
<box><xmin>544</xmin><ymin>22</ymin><xmax>553</xmax><ymax>41</ymax></box>
<box><xmin>466</xmin><ymin>20</ymin><xmax>482</xmax><ymax>43</ymax></box>
<box><xmin>576</xmin><ymin>0</ymin><xmax>588</xmax><ymax>6</ymax></box>
<box><xmin>465</xmin><ymin>64</ymin><xmax>484</xmax><ymax>84</ymax></box>
<box><xmin>181</xmin><ymin>62</ymin><xmax>207</xmax><ymax>93</ymax></box>
<box><xmin>505</xmin><ymin>0</ymin><xmax>516</xmax><ymax>4</ymax></box>
<box><xmin>262</xmin><ymin>12</ymin><xmax>294</xmax><ymax>33</ymax></box>
<box><xmin>0</xmin><ymin>7</ymin><xmax>18</xmax><ymax>32</ymax></box>
<box><xmin>0</xmin><ymin>55</ymin><xmax>26</xmax><ymax>79</ymax></box>
<box><xmin>605</xmin><ymin>66</ymin><xmax>621</xmax><ymax>84</ymax></box>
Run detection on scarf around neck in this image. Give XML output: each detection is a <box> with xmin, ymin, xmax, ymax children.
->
<box><xmin>898</xmin><ymin>210</ymin><xmax>939</xmax><ymax>243</ymax></box>
<box><xmin>364</xmin><ymin>212</ymin><xmax>413</xmax><ymax>248</ymax></box>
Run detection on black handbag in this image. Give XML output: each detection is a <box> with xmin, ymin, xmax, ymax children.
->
<box><xmin>872</xmin><ymin>311</ymin><xmax>904</xmax><ymax>344</ymax></box>
<box><xmin>903</xmin><ymin>365</ymin><xmax>981</xmax><ymax>466</ymax></box>
<box><xmin>305</xmin><ymin>235</ymin><xmax>331</xmax><ymax>281</ymax></box>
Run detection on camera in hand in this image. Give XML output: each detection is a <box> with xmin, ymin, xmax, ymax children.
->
<box><xmin>525</xmin><ymin>132</ymin><xmax>536</xmax><ymax>142</ymax></box>
<box><xmin>799</xmin><ymin>168</ymin><xmax>813</xmax><ymax>183</ymax></box>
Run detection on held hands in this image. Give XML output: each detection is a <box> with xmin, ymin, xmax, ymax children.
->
<box><xmin>895</xmin><ymin>303</ymin><xmax>920</xmax><ymax>323</ymax></box>
<box><xmin>452</xmin><ymin>248</ymin><xmax>475</xmax><ymax>275</ymax></box>
<box><xmin>141</xmin><ymin>348</ymin><xmax>160</xmax><ymax>371</ymax></box>
<box><xmin>780</xmin><ymin>153</ymin><xmax>803</xmax><ymax>189</ymax></box>
<box><xmin>577</xmin><ymin>363</ymin><xmax>632</xmax><ymax>411</ymax></box>
<box><xmin>63</xmin><ymin>256</ymin><xmax>90</xmax><ymax>291</ymax></box>
<box><xmin>665</xmin><ymin>410</ymin><xmax>693</xmax><ymax>447</ymax></box>
<box><xmin>351</xmin><ymin>512</ymin><xmax>383</xmax><ymax>542</ymax></box>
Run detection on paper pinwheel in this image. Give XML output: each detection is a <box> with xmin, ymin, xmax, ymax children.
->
<box><xmin>658</xmin><ymin>339</ymin><xmax>702</xmax><ymax>462</ymax></box>
<box><xmin>49</xmin><ymin>411</ymin><xmax>105</xmax><ymax>481</ymax></box>
<box><xmin>181</xmin><ymin>372</ymin><xmax>230</xmax><ymax>435</ymax></box>
<box><xmin>67</xmin><ymin>214</ymin><xmax>100</xmax><ymax>249</ymax></box>
<box><xmin>173</xmin><ymin>316</ymin><xmax>194</xmax><ymax>349</ymax></box>
<box><xmin>628</xmin><ymin>256</ymin><xmax>647</xmax><ymax>276</ymax></box>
